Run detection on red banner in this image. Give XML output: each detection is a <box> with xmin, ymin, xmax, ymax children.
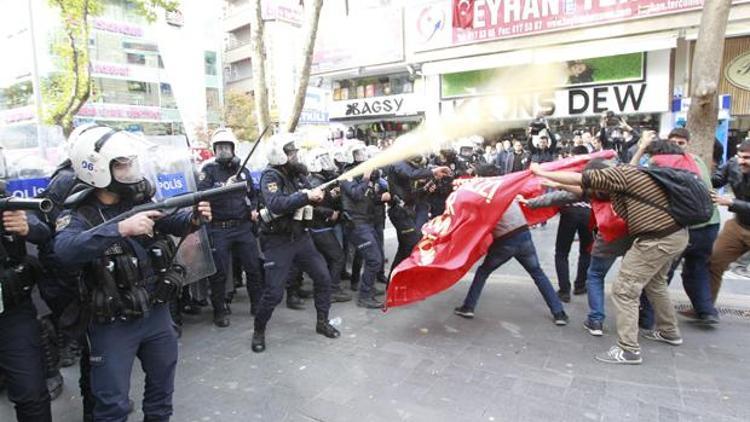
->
<box><xmin>452</xmin><ymin>0</ymin><xmax>711</xmax><ymax>44</ymax></box>
<box><xmin>386</xmin><ymin>150</ymin><xmax>615</xmax><ymax>309</ymax></box>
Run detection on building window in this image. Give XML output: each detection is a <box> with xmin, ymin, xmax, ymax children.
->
<box><xmin>332</xmin><ymin>74</ymin><xmax>412</xmax><ymax>101</ymax></box>
<box><xmin>205</xmin><ymin>51</ymin><xmax>217</xmax><ymax>75</ymax></box>
<box><xmin>126</xmin><ymin>52</ymin><xmax>146</xmax><ymax>65</ymax></box>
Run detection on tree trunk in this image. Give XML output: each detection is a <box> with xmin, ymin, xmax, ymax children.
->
<box><xmin>250</xmin><ymin>0</ymin><xmax>271</xmax><ymax>137</ymax></box>
<box><xmin>686</xmin><ymin>0</ymin><xmax>732</xmax><ymax>168</ymax></box>
<box><xmin>285</xmin><ymin>0</ymin><xmax>324</xmax><ymax>133</ymax></box>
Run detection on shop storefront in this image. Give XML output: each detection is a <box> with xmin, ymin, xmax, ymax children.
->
<box><xmin>328</xmin><ymin>76</ymin><xmax>425</xmax><ymax>145</ymax></box>
<box><xmin>433</xmin><ymin>48</ymin><xmax>672</xmax><ymax>141</ymax></box>
<box><xmin>716</xmin><ymin>36</ymin><xmax>750</xmax><ymax>156</ymax></box>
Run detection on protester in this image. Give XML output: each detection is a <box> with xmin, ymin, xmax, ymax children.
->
<box><xmin>532</xmin><ymin>138</ymin><xmax>689</xmax><ymax>364</ymax></box>
<box><xmin>709</xmin><ymin>139</ymin><xmax>750</xmax><ymax>303</ymax></box>
<box><xmin>454</xmin><ymin>165</ymin><xmax>569</xmax><ymax>325</ymax></box>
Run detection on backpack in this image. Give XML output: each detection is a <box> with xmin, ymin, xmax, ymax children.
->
<box><xmin>625</xmin><ymin>167</ymin><xmax>713</xmax><ymax>227</ymax></box>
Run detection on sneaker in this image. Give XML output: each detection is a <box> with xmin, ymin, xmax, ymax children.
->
<box><xmin>453</xmin><ymin>306</ymin><xmax>475</xmax><ymax>319</ymax></box>
<box><xmin>557</xmin><ymin>290</ymin><xmax>571</xmax><ymax>303</ymax></box>
<box><xmin>584</xmin><ymin>319</ymin><xmax>603</xmax><ymax>336</ymax></box>
<box><xmin>553</xmin><ymin>311</ymin><xmax>569</xmax><ymax>326</ymax></box>
<box><xmin>573</xmin><ymin>286</ymin><xmax>587</xmax><ymax>295</ymax></box>
<box><xmin>595</xmin><ymin>346</ymin><xmax>642</xmax><ymax>365</ymax></box>
<box><xmin>641</xmin><ymin>329</ymin><xmax>683</xmax><ymax>346</ymax></box>
<box><xmin>251</xmin><ymin>330</ymin><xmax>266</xmax><ymax>353</ymax></box>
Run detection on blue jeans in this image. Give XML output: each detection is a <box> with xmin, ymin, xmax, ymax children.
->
<box><xmin>462</xmin><ymin>230</ymin><xmax>563</xmax><ymax>315</ymax></box>
<box><xmin>586</xmin><ymin>255</ymin><xmax>618</xmax><ymax>323</ymax></box>
<box><xmin>640</xmin><ymin>224</ymin><xmax>720</xmax><ymax>328</ymax></box>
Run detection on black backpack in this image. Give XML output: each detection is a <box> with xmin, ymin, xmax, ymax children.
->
<box><xmin>625</xmin><ymin>167</ymin><xmax>713</xmax><ymax>227</ymax></box>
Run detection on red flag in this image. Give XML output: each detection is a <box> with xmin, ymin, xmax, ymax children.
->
<box><xmin>452</xmin><ymin>0</ymin><xmax>474</xmax><ymax>29</ymax></box>
<box><xmin>590</xmin><ymin>199</ymin><xmax>628</xmax><ymax>243</ymax></box>
<box><xmin>386</xmin><ymin>151</ymin><xmax>616</xmax><ymax>309</ymax></box>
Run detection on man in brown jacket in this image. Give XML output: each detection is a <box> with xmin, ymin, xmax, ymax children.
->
<box><xmin>531</xmin><ymin>155</ymin><xmax>688</xmax><ymax>365</ymax></box>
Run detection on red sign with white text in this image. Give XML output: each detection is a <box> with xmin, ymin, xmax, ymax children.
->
<box><xmin>453</xmin><ymin>0</ymin><xmax>707</xmax><ymax>44</ymax></box>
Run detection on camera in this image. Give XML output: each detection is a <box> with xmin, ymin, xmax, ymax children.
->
<box><xmin>529</xmin><ymin>117</ymin><xmax>547</xmax><ymax>135</ymax></box>
<box><xmin>605</xmin><ymin>111</ymin><xmax>620</xmax><ymax>127</ymax></box>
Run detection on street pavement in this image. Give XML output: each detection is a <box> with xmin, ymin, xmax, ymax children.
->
<box><xmin>3</xmin><ymin>215</ymin><xmax>750</xmax><ymax>422</ymax></box>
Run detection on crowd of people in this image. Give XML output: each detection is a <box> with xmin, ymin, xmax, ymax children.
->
<box><xmin>0</xmin><ymin>112</ymin><xmax>747</xmax><ymax>421</ymax></box>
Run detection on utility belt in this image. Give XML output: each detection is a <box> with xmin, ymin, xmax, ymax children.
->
<box><xmin>210</xmin><ymin>218</ymin><xmax>246</xmax><ymax>229</ymax></box>
<box><xmin>0</xmin><ymin>260</ymin><xmax>39</xmax><ymax>315</ymax></box>
<box><xmin>87</xmin><ymin>239</ymin><xmax>185</xmax><ymax>324</ymax></box>
<box><xmin>259</xmin><ymin>205</ymin><xmax>314</xmax><ymax>236</ymax></box>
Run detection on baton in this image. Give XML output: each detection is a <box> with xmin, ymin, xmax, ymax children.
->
<box><xmin>235</xmin><ymin>125</ymin><xmax>271</xmax><ymax>179</ymax></box>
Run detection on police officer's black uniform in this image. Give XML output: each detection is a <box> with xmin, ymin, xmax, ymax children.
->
<box><xmin>341</xmin><ymin>168</ymin><xmax>385</xmax><ymax>308</ymax></box>
<box><xmin>0</xmin><ymin>206</ymin><xmax>53</xmax><ymax>421</ymax></box>
<box><xmin>308</xmin><ymin>169</ymin><xmax>351</xmax><ymax>302</ymax></box>
<box><xmin>387</xmin><ymin>159</ymin><xmax>447</xmax><ymax>278</ymax></box>
<box><xmin>252</xmin><ymin>157</ymin><xmax>340</xmax><ymax>353</ymax></box>
<box><xmin>429</xmin><ymin>151</ymin><xmax>469</xmax><ymax>217</ymax></box>
<box><xmin>198</xmin><ymin>157</ymin><xmax>263</xmax><ymax>327</ymax></box>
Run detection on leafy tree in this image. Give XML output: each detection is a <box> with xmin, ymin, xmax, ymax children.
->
<box><xmin>43</xmin><ymin>0</ymin><xmax>178</xmax><ymax>136</ymax></box>
<box><xmin>224</xmin><ymin>91</ymin><xmax>258</xmax><ymax>142</ymax></box>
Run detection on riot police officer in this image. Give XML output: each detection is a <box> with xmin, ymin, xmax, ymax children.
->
<box><xmin>429</xmin><ymin>145</ymin><xmax>468</xmax><ymax>217</ymax></box>
<box><xmin>340</xmin><ymin>142</ymin><xmax>386</xmax><ymax>308</ymax></box>
<box><xmin>0</xmin><ymin>165</ymin><xmax>52</xmax><ymax>421</ymax></box>
<box><xmin>387</xmin><ymin>157</ymin><xmax>451</xmax><ymax>277</ymax></box>
<box><xmin>252</xmin><ymin>134</ymin><xmax>340</xmax><ymax>353</ymax></box>
<box><xmin>198</xmin><ymin>128</ymin><xmax>264</xmax><ymax>327</ymax></box>
<box><xmin>305</xmin><ymin>148</ymin><xmax>352</xmax><ymax>303</ymax></box>
<box><xmin>54</xmin><ymin>127</ymin><xmax>212</xmax><ymax>421</ymax></box>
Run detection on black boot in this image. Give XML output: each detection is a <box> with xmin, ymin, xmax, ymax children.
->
<box><xmin>316</xmin><ymin>313</ymin><xmax>341</xmax><ymax>339</ymax></box>
<box><xmin>251</xmin><ymin>323</ymin><xmax>266</xmax><ymax>353</ymax></box>
<box><xmin>286</xmin><ymin>290</ymin><xmax>305</xmax><ymax>310</ymax></box>
<box><xmin>331</xmin><ymin>288</ymin><xmax>353</xmax><ymax>303</ymax></box>
<box><xmin>213</xmin><ymin>308</ymin><xmax>230</xmax><ymax>328</ymax></box>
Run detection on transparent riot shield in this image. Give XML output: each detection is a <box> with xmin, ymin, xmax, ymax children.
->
<box><xmin>141</xmin><ymin>135</ymin><xmax>216</xmax><ymax>284</ymax></box>
<box><xmin>3</xmin><ymin>125</ymin><xmax>65</xmax><ymax>198</ymax></box>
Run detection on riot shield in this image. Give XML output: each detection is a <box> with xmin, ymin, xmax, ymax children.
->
<box><xmin>3</xmin><ymin>125</ymin><xmax>65</xmax><ymax>198</ymax></box>
<box><xmin>142</xmin><ymin>135</ymin><xmax>216</xmax><ymax>284</ymax></box>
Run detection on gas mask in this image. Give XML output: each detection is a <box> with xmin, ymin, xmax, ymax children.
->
<box><xmin>214</xmin><ymin>143</ymin><xmax>235</xmax><ymax>164</ymax></box>
<box><xmin>108</xmin><ymin>156</ymin><xmax>155</xmax><ymax>202</ymax></box>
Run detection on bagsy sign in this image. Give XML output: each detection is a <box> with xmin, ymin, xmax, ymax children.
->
<box><xmin>330</xmin><ymin>94</ymin><xmax>424</xmax><ymax>119</ymax></box>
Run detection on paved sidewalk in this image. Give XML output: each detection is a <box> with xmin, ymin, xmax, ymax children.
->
<box><xmin>3</xmin><ymin>275</ymin><xmax>749</xmax><ymax>422</ymax></box>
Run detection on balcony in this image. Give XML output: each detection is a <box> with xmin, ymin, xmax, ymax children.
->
<box><xmin>224</xmin><ymin>43</ymin><xmax>253</xmax><ymax>64</ymax></box>
<box><xmin>223</xmin><ymin>4</ymin><xmax>251</xmax><ymax>32</ymax></box>
<box><xmin>226</xmin><ymin>77</ymin><xmax>254</xmax><ymax>94</ymax></box>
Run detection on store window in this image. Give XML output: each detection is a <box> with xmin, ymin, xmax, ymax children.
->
<box><xmin>332</xmin><ymin>74</ymin><xmax>414</xmax><ymax>101</ymax></box>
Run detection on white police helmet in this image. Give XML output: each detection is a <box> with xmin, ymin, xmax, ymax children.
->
<box><xmin>266</xmin><ymin>133</ymin><xmax>298</xmax><ymax>166</ymax></box>
<box><xmin>210</xmin><ymin>128</ymin><xmax>238</xmax><ymax>163</ymax></box>
<box><xmin>70</xmin><ymin>127</ymin><xmax>146</xmax><ymax>188</ymax></box>
<box><xmin>65</xmin><ymin>123</ymin><xmax>100</xmax><ymax>159</ymax></box>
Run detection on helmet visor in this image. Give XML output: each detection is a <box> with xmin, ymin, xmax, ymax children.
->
<box><xmin>111</xmin><ymin>156</ymin><xmax>143</xmax><ymax>184</ymax></box>
<box><xmin>317</xmin><ymin>153</ymin><xmax>336</xmax><ymax>171</ymax></box>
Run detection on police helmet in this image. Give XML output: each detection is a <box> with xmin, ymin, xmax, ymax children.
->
<box><xmin>266</xmin><ymin>133</ymin><xmax>298</xmax><ymax>166</ymax></box>
<box><xmin>210</xmin><ymin>128</ymin><xmax>238</xmax><ymax>163</ymax></box>
<box><xmin>343</xmin><ymin>140</ymin><xmax>367</xmax><ymax>164</ymax></box>
<box><xmin>70</xmin><ymin>126</ymin><xmax>146</xmax><ymax>189</ymax></box>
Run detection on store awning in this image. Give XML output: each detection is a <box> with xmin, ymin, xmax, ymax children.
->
<box><xmin>329</xmin><ymin>113</ymin><xmax>425</xmax><ymax>124</ymax></box>
<box><xmin>421</xmin><ymin>33</ymin><xmax>679</xmax><ymax>76</ymax></box>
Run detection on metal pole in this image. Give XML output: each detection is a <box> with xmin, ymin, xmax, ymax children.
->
<box><xmin>27</xmin><ymin>0</ymin><xmax>46</xmax><ymax>151</ymax></box>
